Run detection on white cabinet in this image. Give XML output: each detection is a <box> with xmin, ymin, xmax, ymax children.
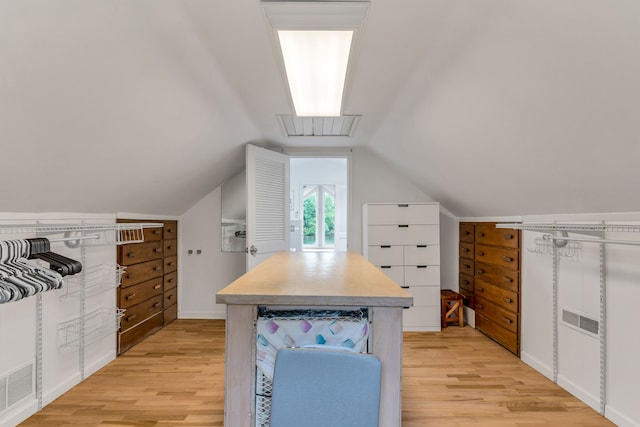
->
<box><xmin>363</xmin><ymin>203</ymin><xmax>441</xmax><ymax>331</ymax></box>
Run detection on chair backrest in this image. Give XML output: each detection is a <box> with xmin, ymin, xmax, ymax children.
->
<box><xmin>270</xmin><ymin>347</ymin><xmax>381</xmax><ymax>427</ymax></box>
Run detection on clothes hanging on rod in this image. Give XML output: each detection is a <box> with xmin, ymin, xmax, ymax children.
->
<box><xmin>0</xmin><ymin>238</ymin><xmax>80</xmax><ymax>304</ymax></box>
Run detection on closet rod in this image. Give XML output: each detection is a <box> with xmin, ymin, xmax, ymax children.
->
<box><xmin>49</xmin><ymin>234</ymin><xmax>100</xmax><ymax>243</ymax></box>
<box><xmin>548</xmin><ymin>235</ymin><xmax>640</xmax><ymax>247</ymax></box>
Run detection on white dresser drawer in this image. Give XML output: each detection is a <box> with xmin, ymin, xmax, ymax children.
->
<box><xmin>367</xmin><ymin>245</ymin><xmax>403</xmax><ymax>266</ymax></box>
<box><xmin>368</xmin><ymin>225</ymin><xmax>440</xmax><ymax>246</ymax></box>
<box><xmin>367</xmin><ymin>203</ymin><xmax>439</xmax><ymax>225</ymax></box>
<box><xmin>404</xmin><ymin>285</ymin><xmax>440</xmax><ymax>306</ymax></box>
<box><xmin>404</xmin><ymin>245</ymin><xmax>440</xmax><ymax>266</ymax></box>
<box><xmin>404</xmin><ymin>265</ymin><xmax>440</xmax><ymax>286</ymax></box>
<box><xmin>376</xmin><ymin>265</ymin><xmax>403</xmax><ymax>285</ymax></box>
<box><xmin>403</xmin><ymin>306</ymin><xmax>441</xmax><ymax>330</ymax></box>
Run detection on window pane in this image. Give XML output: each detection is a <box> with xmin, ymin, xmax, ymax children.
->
<box><xmin>303</xmin><ymin>193</ymin><xmax>317</xmax><ymax>246</ymax></box>
<box><xmin>324</xmin><ymin>192</ymin><xmax>335</xmax><ymax>247</ymax></box>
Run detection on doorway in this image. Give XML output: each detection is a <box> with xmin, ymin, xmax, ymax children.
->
<box><xmin>289</xmin><ymin>157</ymin><xmax>348</xmax><ymax>252</ymax></box>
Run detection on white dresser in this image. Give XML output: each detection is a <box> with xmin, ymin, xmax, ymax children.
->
<box><xmin>363</xmin><ymin>203</ymin><xmax>441</xmax><ymax>331</ymax></box>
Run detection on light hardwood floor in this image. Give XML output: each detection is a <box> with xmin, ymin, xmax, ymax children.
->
<box><xmin>20</xmin><ymin>319</ymin><xmax>614</xmax><ymax>426</ymax></box>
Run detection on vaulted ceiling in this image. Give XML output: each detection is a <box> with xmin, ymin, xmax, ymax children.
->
<box><xmin>2</xmin><ymin>1</ymin><xmax>639</xmax><ymax>217</ymax></box>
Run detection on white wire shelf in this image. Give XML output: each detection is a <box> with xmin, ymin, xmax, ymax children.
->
<box><xmin>58</xmin><ymin>308</ymin><xmax>125</xmax><ymax>348</ymax></box>
<box><xmin>496</xmin><ymin>223</ymin><xmax>640</xmax><ymax>233</ymax></box>
<box><xmin>60</xmin><ymin>264</ymin><xmax>126</xmax><ymax>299</ymax></box>
<box><xmin>0</xmin><ymin>223</ymin><xmax>163</xmax><ymax>246</ymax></box>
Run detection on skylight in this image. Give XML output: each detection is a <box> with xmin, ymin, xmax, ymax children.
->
<box><xmin>278</xmin><ymin>30</ymin><xmax>353</xmax><ymax>117</ymax></box>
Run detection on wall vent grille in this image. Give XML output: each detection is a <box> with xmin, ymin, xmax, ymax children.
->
<box><xmin>0</xmin><ymin>363</ymin><xmax>34</xmax><ymax>413</ymax></box>
<box><xmin>562</xmin><ymin>309</ymin><xmax>599</xmax><ymax>335</ymax></box>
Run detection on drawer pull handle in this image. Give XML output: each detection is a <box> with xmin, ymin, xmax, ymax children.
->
<box><xmin>478</xmin><ymin>287</ymin><xmax>484</xmax><ymax>293</ymax></box>
<box><xmin>167</xmin><ymin>229</ymin><xmax>174</xmax><ymax>233</ymax></box>
<box><xmin>478</xmin><ymin>252</ymin><xmax>485</xmax><ymax>256</ymax></box>
<box><xmin>154</xmin><ymin>230</ymin><xmax>161</xmax><ymax>235</ymax></box>
<box><xmin>167</xmin><ymin>262</ymin><xmax>174</xmax><ymax>266</ymax></box>
<box><xmin>126</xmin><ymin>274</ymin><xmax>134</xmax><ymax>279</ymax></box>
<box><xmin>417</xmin><ymin>265</ymin><xmax>427</xmax><ymax>269</ymax></box>
<box><xmin>380</xmin><ymin>245</ymin><xmax>391</xmax><ymax>248</ymax></box>
<box><xmin>127</xmin><ymin>252</ymin><xmax>135</xmax><ymax>258</ymax></box>
<box><xmin>167</xmin><ymin>295</ymin><xmax>174</xmax><ymax>300</ymax></box>
<box><xmin>154</xmin><ymin>302</ymin><xmax>161</xmax><ymax>308</ymax></box>
<box><xmin>479</xmin><ymin>232</ymin><xmax>485</xmax><ymax>237</ymax></box>
<box><xmin>465</xmin><ymin>231</ymin><xmax>471</xmax><ymax>235</ymax></box>
<box><xmin>168</xmin><ymin>278</ymin><xmax>174</xmax><ymax>283</ymax></box>
<box><xmin>401</xmin><ymin>286</ymin><xmax>410</xmax><ymax>289</ymax></box>
<box><xmin>464</xmin><ymin>265</ymin><xmax>471</xmax><ymax>270</ymax></box>
<box><xmin>503</xmin><ymin>297</ymin><xmax>513</xmax><ymax>304</ymax></box>
<box><xmin>154</xmin><ymin>285</ymin><xmax>161</xmax><ymax>290</ymax></box>
<box><xmin>504</xmin><ymin>234</ymin><xmax>514</xmax><ymax>240</ymax></box>
<box><xmin>477</xmin><ymin>304</ymin><xmax>484</xmax><ymax>310</ymax></box>
<box><xmin>398</xmin><ymin>225</ymin><xmax>409</xmax><ymax>228</ymax></box>
<box><xmin>398</xmin><ymin>204</ymin><xmax>409</xmax><ymax>207</ymax></box>
<box><xmin>154</xmin><ymin>248</ymin><xmax>162</xmax><ymax>253</ymax></box>
<box><xmin>126</xmin><ymin>314</ymin><xmax>136</xmax><ymax>322</ymax></box>
<box><xmin>463</xmin><ymin>280</ymin><xmax>469</xmax><ymax>285</ymax></box>
<box><xmin>463</xmin><ymin>248</ymin><xmax>469</xmax><ymax>253</ymax></box>
<box><xmin>477</xmin><ymin>269</ymin><xmax>484</xmax><ymax>274</ymax></box>
<box><xmin>417</xmin><ymin>245</ymin><xmax>427</xmax><ymax>248</ymax></box>
<box><xmin>503</xmin><ymin>256</ymin><xmax>513</xmax><ymax>263</ymax></box>
<box><xmin>125</xmin><ymin>293</ymin><xmax>136</xmax><ymax>300</ymax></box>
<box><xmin>503</xmin><ymin>317</ymin><xmax>512</xmax><ymax>325</ymax></box>
<box><xmin>167</xmin><ymin>246</ymin><xmax>173</xmax><ymax>250</ymax></box>
<box><xmin>504</xmin><ymin>276</ymin><xmax>513</xmax><ymax>283</ymax></box>
<box><xmin>154</xmin><ymin>266</ymin><xmax>161</xmax><ymax>271</ymax></box>
<box><xmin>380</xmin><ymin>266</ymin><xmax>391</xmax><ymax>269</ymax></box>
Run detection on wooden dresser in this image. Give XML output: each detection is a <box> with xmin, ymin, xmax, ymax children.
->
<box><xmin>117</xmin><ymin>219</ymin><xmax>178</xmax><ymax>354</ymax></box>
<box><xmin>459</xmin><ymin>222</ymin><xmax>521</xmax><ymax>355</ymax></box>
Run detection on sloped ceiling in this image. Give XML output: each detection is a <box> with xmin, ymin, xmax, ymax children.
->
<box><xmin>2</xmin><ymin>1</ymin><xmax>640</xmax><ymax>217</ymax></box>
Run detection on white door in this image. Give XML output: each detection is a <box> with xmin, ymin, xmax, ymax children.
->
<box><xmin>246</xmin><ymin>144</ymin><xmax>290</xmax><ymax>271</ymax></box>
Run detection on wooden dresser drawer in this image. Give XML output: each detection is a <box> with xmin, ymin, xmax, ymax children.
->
<box><xmin>460</xmin><ymin>223</ymin><xmax>475</xmax><ymax>243</ymax></box>
<box><xmin>459</xmin><ymin>287</ymin><xmax>474</xmax><ymax>309</ymax></box>
<box><xmin>404</xmin><ymin>245</ymin><xmax>440</xmax><ymax>266</ymax></box>
<box><xmin>475</xmin><ymin>262</ymin><xmax>519</xmax><ymax>292</ymax></box>
<box><xmin>475</xmin><ymin>313</ymin><xmax>518</xmax><ymax>354</ymax></box>
<box><xmin>163</xmin><ymin>221</ymin><xmax>178</xmax><ymax>240</ymax></box>
<box><xmin>164</xmin><ymin>256</ymin><xmax>177</xmax><ymax>274</ymax></box>
<box><xmin>143</xmin><ymin>225</ymin><xmax>164</xmax><ymax>242</ymax></box>
<box><xmin>164</xmin><ymin>303</ymin><xmax>178</xmax><ymax>325</ymax></box>
<box><xmin>475</xmin><ymin>296</ymin><xmax>518</xmax><ymax>334</ymax></box>
<box><xmin>475</xmin><ymin>224</ymin><xmax>519</xmax><ymax>248</ymax></box>
<box><xmin>459</xmin><ymin>258</ymin><xmax>474</xmax><ymax>276</ymax></box>
<box><xmin>164</xmin><ymin>271</ymin><xmax>178</xmax><ymax>290</ymax></box>
<box><xmin>118</xmin><ymin>220</ymin><xmax>163</xmax><ymax>242</ymax></box>
<box><xmin>164</xmin><ymin>287</ymin><xmax>178</xmax><ymax>307</ymax></box>
<box><xmin>367</xmin><ymin>204</ymin><xmax>439</xmax><ymax>225</ymax></box>
<box><xmin>119</xmin><ymin>313</ymin><xmax>163</xmax><ymax>354</ymax></box>
<box><xmin>119</xmin><ymin>277</ymin><xmax>163</xmax><ymax>309</ymax></box>
<box><xmin>475</xmin><ymin>244</ymin><xmax>519</xmax><ymax>270</ymax></box>
<box><xmin>459</xmin><ymin>273</ymin><xmax>474</xmax><ymax>292</ymax></box>
<box><xmin>368</xmin><ymin>245</ymin><xmax>403</xmax><ymax>266</ymax></box>
<box><xmin>121</xmin><ymin>259</ymin><xmax>163</xmax><ymax>288</ymax></box>
<box><xmin>120</xmin><ymin>295</ymin><xmax>163</xmax><ymax>331</ymax></box>
<box><xmin>118</xmin><ymin>241</ymin><xmax>163</xmax><ymax>266</ymax></box>
<box><xmin>459</xmin><ymin>242</ymin><xmax>474</xmax><ymax>259</ymax></box>
<box><xmin>164</xmin><ymin>239</ymin><xmax>178</xmax><ymax>257</ymax></box>
<box><xmin>474</xmin><ymin>278</ymin><xmax>518</xmax><ymax>313</ymax></box>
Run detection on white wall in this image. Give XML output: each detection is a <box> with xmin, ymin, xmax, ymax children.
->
<box><xmin>517</xmin><ymin>213</ymin><xmax>640</xmax><ymax>427</ymax></box>
<box><xmin>180</xmin><ymin>187</ymin><xmax>245</xmax><ymax>319</ymax></box>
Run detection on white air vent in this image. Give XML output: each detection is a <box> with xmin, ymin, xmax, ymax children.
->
<box><xmin>0</xmin><ymin>362</ymin><xmax>34</xmax><ymax>413</ymax></box>
<box><xmin>562</xmin><ymin>309</ymin><xmax>599</xmax><ymax>335</ymax></box>
<box><xmin>278</xmin><ymin>115</ymin><xmax>360</xmax><ymax>137</ymax></box>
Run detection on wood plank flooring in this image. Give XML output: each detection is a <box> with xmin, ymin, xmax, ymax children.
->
<box><xmin>19</xmin><ymin>319</ymin><xmax>614</xmax><ymax>426</ymax></box>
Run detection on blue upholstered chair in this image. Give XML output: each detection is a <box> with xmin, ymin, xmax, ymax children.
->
<box><xmin>270</xmin><ymin>347</ymin><xmax>382</xmax><ymax>427</ymax></box>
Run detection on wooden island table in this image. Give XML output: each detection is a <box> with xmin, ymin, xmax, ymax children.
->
<box><xmin>216</xmin><ymin>251</ymin><xmax>413</xmax><ymax>427</ymax></box>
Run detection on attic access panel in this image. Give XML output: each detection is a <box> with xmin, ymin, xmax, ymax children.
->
<box><xmin>278</xmin><ymin>115</ymin><xmax>360</xmax><ymax>137</ymax></box>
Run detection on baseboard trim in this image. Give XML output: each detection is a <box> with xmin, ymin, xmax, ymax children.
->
<box><xmin>520</xmin><ymin>352</ymin><xmax>554</xmax><ymax>381</ymax></box>
<box><xmin>605</xmin><ymin>404</ymin><xmax>638</xmax><ymax>427</ymax></box>
<box><xmin>0</xmin><ymin>398</ymin><xmax>38</xmax><ymax>427</ymax></box>
<box><xmin>557</xmin><ymin>374</ymin><xmax>599</xmax><ymax>412</ymax></box>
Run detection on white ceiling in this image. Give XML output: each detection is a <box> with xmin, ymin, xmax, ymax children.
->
<box><xmin>2</xmin><ymin>0</ymin><xmax>640</xmax><ymax>217</ymax></box>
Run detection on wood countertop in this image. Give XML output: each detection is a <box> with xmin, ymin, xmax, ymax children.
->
<box><xmin>216</xmin><ymin>251</ymin><xmax>413</xmax><ymax>307</ymax></box>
